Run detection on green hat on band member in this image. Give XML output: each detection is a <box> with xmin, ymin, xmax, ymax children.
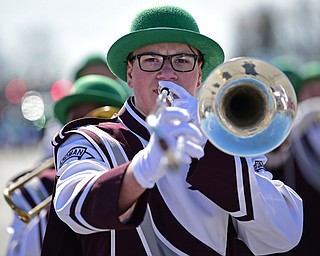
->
<box><xmin>295</xmin><ymin>60</ymin><xmax>320</xmax><ymax>94</ymax></box>
<box><xmin>54</xmin><ymin>75</ymin><xmax>128</xmax><ymax>125</ymax></box>
<box><xmin>74</xmin><ymin>54</ymin><xmax>108</xmax><ymax>80</ymax></box>
<box><xmin>106</xmin><ymin>5</ymin><xmax>225</xmax><ymax>82</ymax></box>
<box><xmin>300</xmin><ymin>61</ymin><xmax>320</xmax><ymax>82</ymax></box>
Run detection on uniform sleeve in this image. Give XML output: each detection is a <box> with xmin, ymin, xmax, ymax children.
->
<box><xmin>187</xmin><ymin>143</ymin><xmax>303</xmax><ymax>255</ymax></box>
<box><xmin>53</xmin><ymin>133</ymin><xmax>148</xmax><ymax>235</ymax></box>
<box><xmin>234</xmin><ymin>156</ymin><xmax>303</xmax><ymax>255</ymax></box>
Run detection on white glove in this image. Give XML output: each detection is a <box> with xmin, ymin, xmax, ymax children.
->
<box><xmin>158</xmin><ymin>81</ymin><xmax>207</xmax><ymax>147</ymax></box>
<box><xmin>132</xmin><ymin>107</ymin><xmax>205</xmax><ymax>188</ymax></box>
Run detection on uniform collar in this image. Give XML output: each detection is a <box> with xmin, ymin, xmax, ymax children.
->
<box><xmin>118</xmin><ymin>96</ymin><xmax>152</xmax><ymax>141</ymax></box>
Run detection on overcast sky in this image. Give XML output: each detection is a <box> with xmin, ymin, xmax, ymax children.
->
<box><xmin>0</xmin><ymin>0</ymin><xmax>296</xmax><ymax>79</ymax></box>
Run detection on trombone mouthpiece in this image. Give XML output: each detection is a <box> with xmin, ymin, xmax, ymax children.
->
<box><xmin>159</xmin><ymin>87</ymin><xmax>170</xmax><ymax>94</ymax></box>
<box><xmin>158</xmin><ymin>86</ymin><xmax>174</xmax><ymax>104</ymax></box>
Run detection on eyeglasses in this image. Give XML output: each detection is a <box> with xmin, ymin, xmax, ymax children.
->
<box><xmin>130</xmin><ymin>53</ymin><xmax>199</xmax><ymax>72</ymax></box>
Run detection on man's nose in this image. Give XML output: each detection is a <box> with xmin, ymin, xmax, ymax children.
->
<box><xmin>162</xmin><ymin>58</ymin><xmax>180</xmax><ymax>72</ymax></box>
<box><xmin>157</xmin><ymin>60</ymin><xmax>177</xmax><ymax>80</ymax></box>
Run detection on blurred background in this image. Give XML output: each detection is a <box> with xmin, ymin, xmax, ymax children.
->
<box><xmin>0</xmin><ymin>0</ymin><xmax>319</xmax><ymax>254</ymax></box>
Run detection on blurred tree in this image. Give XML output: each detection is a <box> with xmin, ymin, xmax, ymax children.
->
<box><xmin>232</xmin><ymin>0</ymin><xmax>320</xmax><ymax>63</ymax></box>
<box><xmin>12</xmin><ymin>26</ymin><xmax>61</xmax><ymax>91</ymax></box>
<box><xmin>0</xmin><ymin>25</ymin><xmax>63</xmax><ymax>147</ymax></box>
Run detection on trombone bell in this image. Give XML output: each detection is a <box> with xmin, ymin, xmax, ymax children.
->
<box><xmin>198</xmin><ymin>57</ymin><xmax>297</xmax><ymax>157</ymax></box>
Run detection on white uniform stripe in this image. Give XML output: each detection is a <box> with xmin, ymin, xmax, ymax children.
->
<box><xmin>111</xmin><ymin>230</ymin><xmax>116</xmax><ymax>256</ymax></box>
<box><xmin>233</xmin><ymin>156</ymin><xmax>247</xmax><ymax>218</ymax></box>
<box><xmin>84</xmin><ymin>126</ymin><xmax>128</xmax><ymax>166</ymax></box>
<box><xmin>118</xmin><ymin>117</ymin><xmax>149</xmax><ymax>148</ymax></box>
<box><xmin>147</xmin><ymin>207</ymin><xmax>188</xmax><ymax>256</ymax></box>
<box><xmin>125</xmin><ymin>100</ymin><xmax>154</xmax><ymax>135</ymax></box>
<box><xmin>75</xmin><ymin>172</ymin><xmax>111</xmax><ymax>232</ymax></box>
<box><xmin>136</xmin><ymin>226</ymin><xmax>153</xmax><ymax>256</ymax></box>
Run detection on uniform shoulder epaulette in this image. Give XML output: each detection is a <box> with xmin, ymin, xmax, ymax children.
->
<box><xmin>52</xmin><ymin>116</ymin><xmax>118</xmax><ymax>147</ymax></box>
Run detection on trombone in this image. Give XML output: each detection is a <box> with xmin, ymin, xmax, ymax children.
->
<box><xmin>3</xmin><ymin>158</ymin><xmax>54</xmax><ymax>223</ymax></box>
<box><xmin>153</xmin><ymin>57</ymin><xmax>297</xmax><ymax>171</ymax></box>
<box><xmin>3</xmin><ymin>106</ymin><xmax>120</xmax><ymax>223</ymax></box>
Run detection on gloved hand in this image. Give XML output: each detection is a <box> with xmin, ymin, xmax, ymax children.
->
<box><xmin>132</xmin><ymin>107</ymin><xmax>205</xmax><ymax>188</ymax></box>
<box><xmin>158</xmin><ymin>81</ymin><xmax>207</xmax><ymax>147</ymax></box>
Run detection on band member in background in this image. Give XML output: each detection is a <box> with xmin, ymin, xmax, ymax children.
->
<box><xmin>74</xmin><ymin>53</ymin><xmax>133</xmax><ymax>97</ymax></box>
<box><xmin>42</xmin><ymin>6</ymin><xmax>303</xmax><ymax>256</ymax></box>
<box><xmin>5</xmin><ymin>75</ymin><xmax>127</xmax><ymax>256</ymax></box>
<box><xmin>266</xmin><ymin>60</ymin><xmax>320</xmax><ymax>255</ymax></box>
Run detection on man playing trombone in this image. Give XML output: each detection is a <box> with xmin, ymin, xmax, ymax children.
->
<box><xmin>42</xmin><ymin>6</ymin><xmax>303</xmax><ymax>256</ymax></box>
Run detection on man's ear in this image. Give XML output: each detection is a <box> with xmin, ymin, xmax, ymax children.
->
<box><xmin>127</xmin><ymin>61</ymin><xmax>133</xmax><ymax>88</ymax></box>
<box><xmin>197</xmin><ymin>67</ymin><xmax>203</xmax><ymax>88</ymax></box>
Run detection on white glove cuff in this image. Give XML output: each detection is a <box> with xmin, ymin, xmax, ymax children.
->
<box><xmin>131</xmin><ymin>150</ymin><xmax>155</xmax><ymax>189</ymax></box>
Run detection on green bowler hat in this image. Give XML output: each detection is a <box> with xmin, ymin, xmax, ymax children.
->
<box><xmin>297</xmin><ymin>60</ymin><xmax>320</xmax><ymax>93</ymax></box>
<box><xmin>300</xmin><ymin>61</ymin><xmax>320</xmax><ymax>82</ymax></box>
<box><xmin>106</xmin><ymin>5</ymin><xmax>225</xmax><ymax>82</ymax></box>
<box><xmin>74</xmin><ymin>54</ymin><xmax>107</xmax><ymax>80</ymax></box>
<box><xmin>54</xmin><ymin>75</ymin><xmax>128</xmax><ymax>124</ymax></box>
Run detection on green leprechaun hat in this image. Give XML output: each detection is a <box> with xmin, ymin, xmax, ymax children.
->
<box><xmin>106</xmin><ymin>6</ymin><xmax>225</xmax><ymax>82</ymax></box>
<box><xmin>54</xmin><ymin>75</ymin><xmax>128</xmax><ymax>124</ymax></box>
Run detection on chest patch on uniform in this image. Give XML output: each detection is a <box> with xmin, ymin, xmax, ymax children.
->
<box><xmin>60</xmin><ymin>146</ymin><xmax>94</xmax><ymax>167</ymax></box>
<box><xmin>253</xmin><ymin>160</ymin><xmax>264</xmax><ymax>172</ymax></box>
